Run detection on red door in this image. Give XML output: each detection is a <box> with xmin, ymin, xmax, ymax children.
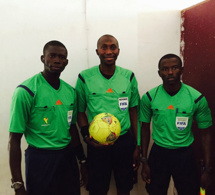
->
<box><xmin>181</xmin><ymin>0</ymin><xmax>215</xmax><ymax>192</ymax></box>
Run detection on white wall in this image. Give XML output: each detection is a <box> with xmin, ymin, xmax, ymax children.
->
<box><xmin>0</xmin><ymin>0</ymin><xmax>181</xmax><ymax>194</ymax></box>
<box><xmin>137</xmin><ymin>9</ymin><xmax>181</xmax><ymax>95</ymax></box>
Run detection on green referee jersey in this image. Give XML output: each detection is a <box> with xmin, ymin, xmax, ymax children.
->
<box><xmin>9</xmin><ymin>73</ymin><xmax>77</xmax><ymax>149</ymax></box>
<box><xmin>140</xmin><ymin>83</ymin><xmax>212</xmax><ymax>149</ymax></box>
<box><xmin>75</xmin><ymin>65</ymin><xmax>140</xmax><ymax>135</ymax></box>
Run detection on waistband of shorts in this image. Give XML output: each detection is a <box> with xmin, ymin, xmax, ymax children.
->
<box><xmin>153</xmin><ymin>142</ymin><xmax>192</xmax><ymax>152</ymax></box>
<box><xmin>26</xmin><ymin>143</ymin><xmax>72</xmax><ymax>154</ymax></box>
<box><xmin>117</xmin><ymin>129</ymin><xmax>135</xmax><ymax>142</ymax></box>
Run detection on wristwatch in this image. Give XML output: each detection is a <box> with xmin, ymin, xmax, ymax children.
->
<box><xmin>140</xmin><ymin>156</ymin><xmax>147</xmax><ymax>163</ymax></box>
<box><xmin>11</xmin><ymin>181</ymin><xmax>24</xmax><ymax>190</ymax></box>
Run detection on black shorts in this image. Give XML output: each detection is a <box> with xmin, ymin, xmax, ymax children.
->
<box><xmin>25</xmin><ymin>144</ymin><xmax>80</xmax><ymax>195</ymax></box>
<box><xmin>146</xmin><ymin>143</ymin><xmax>199</xmax><ymax>195</ymax></box>
<box><xmin>87</xmin><ymin>131</ymin><xmax>135</xmax><ymax>194</ymax></box>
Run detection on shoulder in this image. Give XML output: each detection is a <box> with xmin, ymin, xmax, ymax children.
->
<box><xmin>144</xmin><ymin>85</ymin><xmax>162</xmax><ymax>100</ymax></box>
<box><xmin>117</xmin><ymin>66</ymin><xmax>133</xmax><ymax>76</ymax></box>
<box><xmin>116</xmin><ymin>66</ymin><xmax>135</xmax><ymax>82</ymax></box>
<box><xmin>79</xmin><ymin>66</ymin><xmax>99</xmax><ymax>78</ymax></box>
<box><xmin>20</xmin><ymin>73</ymin><xmax>42</xmax><ymax>89</ymax></box>
<box><xmin>77</xmin><ymin>66</ymin><xmax>99</xmax><ymax>84</ymax></box>
<box><xmin>60</xmin><ymin>79</ymin><xmax>75</xmax><ymax>91</ymax></box>
<box><xmin>181</xmin><ymin>83</ymin><xmax>202</xmax><ymax>100</ymax></box>
<box><xmin>15</xmin><ymin>73</ymin><xmax>41</xmax><ymax>97</ymax></box>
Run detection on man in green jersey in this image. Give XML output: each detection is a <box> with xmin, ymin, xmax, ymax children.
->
<box><xmin>75</xmin><ymin>34</ymin><xmax>140</xmax><ymax>195</ymax></box>
<box><xmin>8</xmin><ymin>40</ymin><xmax>87</xmax><ymax>195</ymax></box>
<box><xmin>140</xmin><ymin>54</ymin><xmax>212</xmax><ymax>195</ymax></box>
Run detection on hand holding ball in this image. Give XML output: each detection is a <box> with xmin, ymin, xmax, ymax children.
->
<box><xmin>89</xmin><ymin>113</ymin><xmax>121</xmax><ymax>144</ymax></box>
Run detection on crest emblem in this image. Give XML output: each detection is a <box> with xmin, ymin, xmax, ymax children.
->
<box><xmin>118</xmin><ymin>97</ymin><xmax>128</xmax><ymax>111</ymax></box>
<box><xmin>176</xmin><ymin>117</ymin><xmax>188</xmax><ymax>130</ymax></box>
<box><xmin>67</xmin><ymin>110</ymin><xmax>73</xmax><ymax>126</ymax></box>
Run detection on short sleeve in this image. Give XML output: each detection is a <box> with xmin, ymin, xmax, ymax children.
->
<box><xmin>139</xmin><ymin>93</ymin><xmax>152</xmax><ymax>123</ymax></box>
<box><xmin>195</xmin><ymin>96</ymin><xmax>212</xmax><ymax>129</ymax></box>
<box><xmin>9</xmin><ymin>87</ymin><xmax>33</xmax><ymax>133</ymax></box>
<box><xmin>75</xmin><ymin>74</ymin><xmax>87</xmax><ymax>113</ymax></box>
<box><xmin>71</xmin><ymin>89</ymin><xmax>78</xmax><ymax>124</ymax></box>
<box><xmin>129</xmin><ymin>74</ymin><xmax>140</xmax><ymax>108</ymax></box>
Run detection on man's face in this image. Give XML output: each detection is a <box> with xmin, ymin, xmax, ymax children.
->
<box><xmin>96</xmin><ymin>37</ymin><xmax>120</xmax><ymax>66</ymax></box>
<box><xmin>41</xmin><ymin>45</ymin><xmax>68</xmax><ymax>74</ymax></box>
<box><xmin>158</xmin><ymin>57</ymin><xmax>183</xmax><ymax>85</ymax></box>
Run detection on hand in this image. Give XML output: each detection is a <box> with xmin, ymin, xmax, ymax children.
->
<box><xmin>80</xmin><ymin>163</ymin><xmax>88</xmax><ymax>188</ymax></box>
<box><xmin>15</xmin><ymin>186</ymin><xmax>27</xmax><ymax>195</ymax></box>
<box><xmin>141</xmin><ymin>161</ymin><xmax>151</xmax><ymax>184</ymax></box>
<box><xmin>84</xmin><ymin>136</ymin><xmax>113</xmax><ymax>148</ymax></box>
<box><xmin>133</xmin><ymin>146</ymin><xmax>140</xmax><ymax>171</ymax></box>
<box><xmin>201</xmin><ymin>171</ymin><xmax>212</xmax><ymax>190</ymax></box>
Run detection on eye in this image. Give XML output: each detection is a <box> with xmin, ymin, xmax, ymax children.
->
<box><xmin>111</xmin><ymin>45</ymin><xmax>117</xmax><ymax>50</ymax></box>
<box><xmin>49</xmin><ymin>54</ymin><xmax>56</xmax><ymax>58</ymax></box>
<box><xmin>101</xmin><ymin>45</ymin><xmax>107</xmax><ymax>50</ymax></box>
<box><xmin>161</xmin><ymin>67</ymin><xmax>168</xmax><ymax>71</ymax></box>
<box><xmin>59</xmin><ymin>55</ymin><xmax>66</xmax><ymax>60</ymax></box>
<box><xmin>172</xmin><ymin>66</ymin><xmax>179</xmax><ymax>70</ymax></box>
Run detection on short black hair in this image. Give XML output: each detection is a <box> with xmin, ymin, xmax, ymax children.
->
<box><xmin>158</xmin><ymin>54</ymin><xmax>182</xmax><ymax>69</ymax></box>
<box><xmin>43</xmin><ymin>40</ymin><xmax>67</xmax><ymax>55</ymax></box>
<box><xmin>97</xmin><ymin>34</ymin><xmax>119</xmax><ymax>49</ymax></box>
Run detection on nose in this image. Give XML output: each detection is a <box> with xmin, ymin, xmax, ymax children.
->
<box><xmin>54</xmin><ymin>56</ymin><xmax>61</xmax><ymax>64</ymax></box>
<box><xmin>168</xmin><ymin>68</ymin><xmax>173</xmax><ymax>74</ymax></box>
<box><xmin>106</xmin><ymin>48</ymin><xmax>112</xmax><ymax>55</ymax></box>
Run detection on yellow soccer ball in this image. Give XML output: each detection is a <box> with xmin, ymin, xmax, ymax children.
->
<box><xmin>89</xmin><ymin>113</ymin><xmax>121</xmax><ymax>144</ymax></box>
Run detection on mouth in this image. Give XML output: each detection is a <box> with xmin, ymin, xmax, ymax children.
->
<box><xmin>106</xmin><ymin>57</ymin><xmax>114</xmax><ymax>60</ymax></box>
<box><xmin>104</xmin><ymin>56</ymin><xmax>115</xmax><ymax>62</ymax></box>
<box><xmin>51</xmin><ymin>66</ymin><xmax>62</xmax><ymax>71</ymax></box>
<box><xmin>167</xmin><ymin>77</ymin><xmax>175</xmax><ymax>80</ymax></box>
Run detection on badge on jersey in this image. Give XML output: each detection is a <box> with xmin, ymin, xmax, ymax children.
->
<box><xmin>67</xmin><ymin>110</ymin><xmax>73</xmax><ymax>126</ymax></box>
<box><xmin>119</xmin><ymin>97</ymin><xmax>128</xmax><ymax>111</ymax></box>
<box><xmin>176</xmin><ymin>117</ymin><xmax>188</xmax><ymax>130</ymax></box>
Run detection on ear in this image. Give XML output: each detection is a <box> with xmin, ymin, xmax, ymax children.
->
<box><xmin>181</xmin><ymin>66</ymin><xmax>184</xmax><ymax>74</ymax></box>
<box><xmin>96</xmin><ymin>49</ymin><xmax>99</xmax><ymax>56</ymax></box>
<box><xmin>65</xmin><ymin>59</ymin><xmax>68</xmax><ymax>66</ymax></box>
<box><xmin>158</xmin><ymin>70</ymin><xmax>161</xmax><ymax>77</ymax></box>
<box><xmin>41</xmin><ymin>55</ymin><xmax>44</xmax><ymax>63</ymax></box>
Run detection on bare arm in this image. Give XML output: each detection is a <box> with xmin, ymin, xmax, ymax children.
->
<box><xmin>69</xmin><ymin>123</ymin><xmax>88</xmax><ymax>187</ymax></box>
<box><xmin>129</xmin><ymin>106</ymin><xmax>138</xmax><ymax>144</ymax></box>
<box><xmin>140</xmin><ymin>122</ymin><xmax>151</xmax><ymax>184</ymax></box>
<box><xmin>200</xmin><ymin>126</ymin><xmax>213</xmax><ymax>190</ymax></box>
<box><xmin>129</xmin><ymin>106</ymin><xmax>139</xmax><ymax>170</ymax></box>
<box><xmin>141</xmin><ymin>122</ymin><xmax>151</xmax><ymax>159</ymax></box>
<box><xmin>69</xmin><ymin>123</ymin><xmax>87</xmax><ymax>161</ymax></box>
<box><xmin>201</xmin><ymin>127</ymin><xmax>212</xmax><ymax>167</ymax></box>
<box><xmin>69</xmin><ymin>123</ymin><xmax>84</xmax><ymax>147</ymax></box>
<box><xmin>9</xmin><ymin>132</ymin><xmax>27</xmax><ymax>194</ymax></box>
<box><xmin>77</xmin><ymin>112</ymin><xmax>89</xmax><ymax>128</ymax></box>
<box><xmin>77</xmin><ymin>112</ymin><xmax>108</xmax><ymax>148</ymax></box>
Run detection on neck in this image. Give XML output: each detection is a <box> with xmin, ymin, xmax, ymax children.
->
<box><xmin>163</xmin><ymin>82</ymin><xmax>182</xmax><ymax>96</ymax></box>
<box><xmin>42</xmin><ymin>71</ymin><xmax>60</xmax><ymax>90</ymax></box>
<box><xmin>99</xmin><ymin>64</ymin><xmax>116</xmax><ymax>76</ymax></box>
